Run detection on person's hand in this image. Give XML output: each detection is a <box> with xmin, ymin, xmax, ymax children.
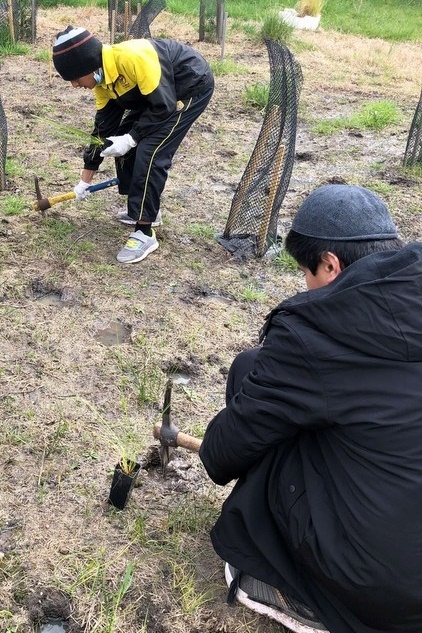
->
<box><xmin>100</xmin><ymin>134</ymin><xmax>137</xmax><ymax>158</ymax></box>
<box><xmin>74</xmin><ymin>180</ymin><xmax>92</xmax><ymax>201</ymax></box>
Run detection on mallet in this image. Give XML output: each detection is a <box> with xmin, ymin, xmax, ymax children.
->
<box><xmin>33</xmin><ymin>176</ymin><xmax>120</xmax><ymax>213</ymax></box>
<box><xmin>153</xmin><ymin>380</ymin><xmax>202</xmax><ymax>473</ymax></box>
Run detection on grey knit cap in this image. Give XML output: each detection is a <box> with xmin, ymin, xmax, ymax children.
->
<box><xmin>292</xmin><ymin>184</ymin><xmax>398</xmax><ymax>241</ymax></box>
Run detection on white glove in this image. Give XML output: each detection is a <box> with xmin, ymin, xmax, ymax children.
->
<box><xmin>74</xmin><ymin>180</ymin><xmax>92</xmax><ymax>201</ymax></box>
<box><xmin>100</xmin><ymin>134</ymin><xmax>137</xmax><ymax>158</ymax></box>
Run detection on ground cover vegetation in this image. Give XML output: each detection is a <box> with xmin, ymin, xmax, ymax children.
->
<box><xmin>0</xmin><ymin>1</ymin><xmax>421</xmax><ymax>632</ymax></box>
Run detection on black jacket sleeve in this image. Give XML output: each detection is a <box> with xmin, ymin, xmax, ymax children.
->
<box><xmin>199</xmin><ymin>316</ymin><xmax>328</xmax><ymax>485</ymax></box>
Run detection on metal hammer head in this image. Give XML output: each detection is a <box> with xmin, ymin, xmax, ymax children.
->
<box><xmin>33</xmin><ymin>176</ymin><xmax>51</xmax><ymax>213</ymax></box>
<box><xmin>159</xmin><ymin>379</ymin><xmax>179</xmax><ymax>472</ymax></box>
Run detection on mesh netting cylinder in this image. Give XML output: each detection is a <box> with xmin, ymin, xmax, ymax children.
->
<box><xmin>403</xmin><ymin>88</ymin><xmax>422</xmax><ymax>167</ymax></box>
<box><xmin>129</xmin><ymin>0</ymin><xmax>165</xmax><ymax>38</ymax></box>
<box><xmin>218</xmin><ymin>40</ymin><xmax>303</xmax><ymax>258</ymax></box>
<box><xmin>0</xmin><ymin>0</ymin><xmax>37</xmax><ymax>43</ymax></box>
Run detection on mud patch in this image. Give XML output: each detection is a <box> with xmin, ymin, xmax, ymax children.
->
<box><xmin>26</xmin><ymin>587</ymin><xmax>82</xmax><ymax>633</ymax></box>
<box><xmin>94</xmin><ymin>320</ymin><xmax>133</xmax><ymax>346</ymax></box>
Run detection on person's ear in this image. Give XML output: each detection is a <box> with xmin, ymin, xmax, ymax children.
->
<box><xmin>320</xmin><ymin>251</ymin><xmax>343</xmax><ymax>282</ymax></box>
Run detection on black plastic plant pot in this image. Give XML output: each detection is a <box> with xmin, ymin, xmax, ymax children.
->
<box><xmin>108</xmin><ymin>462</ymin><xmax>141</xmax><ymax>510</ymax></box>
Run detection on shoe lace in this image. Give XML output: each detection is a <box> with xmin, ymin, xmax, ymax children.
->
<box><xmin>227</xmin><ymin>569</ymin><xmax>242</xmax><ymax>605</ymax></box>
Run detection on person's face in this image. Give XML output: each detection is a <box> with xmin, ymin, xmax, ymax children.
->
<box><xmin>300</xmin><ymin>252</ymin><xmax>343</xmax><ymax>290</ymax></box>
<box><xmin>70</xmin><ymin>73</ymin><xmax>96</xmax><ymax>89</ymax></box>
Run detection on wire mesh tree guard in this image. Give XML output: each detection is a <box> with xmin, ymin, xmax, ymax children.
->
<box><xmin>129</xmin><ymin>0</ymin><xmax>165</xmax><ymax>38</ymax></box>
<box><xmin>218</xmin><ymin>40</ymin><xmax>303</xmax><ymax>258</ymax></box>
<box><xmin>0</xmin><ymin>0</ymin><xmax>37</xmax><ymax>44</ymax></box>
<box><xmin>108</xmin><ymin>0</ymin><xmax>165</xmax><ymax>42</ymax></box>
<box><xmin>403</xmin><ymin>88</ymin><xmax>422</xmax><ymax>167</ymax></box>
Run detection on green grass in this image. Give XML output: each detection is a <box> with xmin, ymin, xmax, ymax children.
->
<box><xmin>167</xmin><ymin>0</ymin><xmax>421</xmax><ymax>42</ymax></box>
<box><xmin>312</xmin><ymin>100</ymin><xmax>401</xmax><ymax>135</ymax></box>
<box><xmin>32</xmin><ymin>0</ymin><xmax>421</xmax><ymax>42</ymax></box>
<box><xmin>209</xmin><ymin>57</ymin><xmax>249</xmax><ymax>77</ymax></box>
<box><xmin>0</xmin><ymin>195</ymin><xmax>27</xmax><ymax>217</ymax></box>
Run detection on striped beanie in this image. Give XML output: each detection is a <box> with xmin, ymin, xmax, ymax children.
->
<box><xmin>53</xmin><ymin>26</ymin><xmax>103</xmax><ymax>81</ymax></box>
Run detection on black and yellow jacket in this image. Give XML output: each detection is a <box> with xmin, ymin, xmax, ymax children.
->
<box><xmin>84</xmin><ymin>38</ymin><xmax>213</xmax><ymax>169</ymax></box>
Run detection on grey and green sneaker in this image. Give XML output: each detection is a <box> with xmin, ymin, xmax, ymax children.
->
<box><xmin>117</xmin><ymin>210</ymin><xmax>162</xmax><ymax>227</ymax></box>
<box><xmin>116</xmin><ymin>230</ymin><xmax>159</xmax><ymax>264</ymax></box>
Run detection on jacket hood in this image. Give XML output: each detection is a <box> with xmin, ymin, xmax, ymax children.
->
<box><xmin>276</xmin><ymin>242</ymin><xmax>422</xmax><ymax>361</ymax></box>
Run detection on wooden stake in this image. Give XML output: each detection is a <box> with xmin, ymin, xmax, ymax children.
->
<box><xmin>256</xmin><ymin>143</ymin><xmax>285</xmax><ymax>256</ymax></box>
<box><xmin>7</xmin><ymin>0</ymin><xmax>15</xmax><ymax>45</ymax></box>
<box><xmin>124</xmin><ymin>1</ymin><xmax>129</xmax><ymax>39</ymax></box>
<box><xmin>199</xmin><ymin>0</ymin><xmax>205</xmax><ymax>41</ymax></box>
<box><xmin>111</xmin><ymin>8</ymin><xmax>116</xmax><ymax>43</ymax></box>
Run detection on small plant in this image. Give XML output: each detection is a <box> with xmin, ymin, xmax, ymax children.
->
<box><xmin>312</xmin><ymin>100</ymin><xmax>401</xmax><ymax>135</ymax></box>
<box><xmin>33</xmin><ymin>115</ymin><xmax>104</xmax><ymax>149</ymax></box>
<box><xmin>34</xmin><ymin>49</ymin><xmax>51</xmax><ymax>62</ymax></box>
<box><xmin>238</xmin><ymin>284</ymin><xmax>268</xmax><ymax>302</ymax></box>
<box><xmin>348</xmin><ymin>100</ymin><xmax>400</xmax><ymax>131</ymax></box>
<box><xmin>209</xmin><ymin>57</ymin><xmax>248</xmax><ymax>77</ymax></box>
<box><xmin>187</xmin><ymin>223</ymin><xmax>215</xmax><ymax>240</ymax></box>
<box><xmin>296</xmin><ymin>0</ymin><xmax>325</xmax><ymax>17</ymax></box>
<box><xmin>244</xmin><ymin>82</ymin><xmax>270</xmax><ymax>111</ymax></box>
<box><xmin>0</xmin><ymin>195</ymin><xmax>27</xmax><ymax>217</ymax></box>
<box><xmin>261</xmin><ymin>12</ymin><xmax>294</xmax><ymax>44</ymax></box>
<box><xmin>273</xmin><ymin>249</ymin><xmax>299</xmax><ymax>273</ymax></box>
<box><xmin>172</xmin><ymin>561</ymin><xmax>212</xmax><ymax>614</ymax></box>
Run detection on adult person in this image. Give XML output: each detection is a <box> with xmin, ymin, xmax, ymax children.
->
<box><xmin>52</xmin><ymin>26</ymin><xmax>214</xmax><ymax>263</ymax></box>
<box><xmin>199</xmin><ymin>184</ymin><xmax>422</xmax><ymax>633</ymax></box>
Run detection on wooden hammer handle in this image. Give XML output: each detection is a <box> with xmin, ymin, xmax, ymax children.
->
<box><xmin>153</xmin><ymin>424</ymin><xmax>202</xmax><ymax>453</ymax></box>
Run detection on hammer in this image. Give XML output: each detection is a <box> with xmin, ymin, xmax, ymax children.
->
<box><xmin>153</xmin><ymin>380</ymin><xmax>202</xmax><ymax>473</ymax></box>
<box><xmin>33</xmin><ymin>176</ymin><xmax>120</xmax><ymax>213</ymax></box>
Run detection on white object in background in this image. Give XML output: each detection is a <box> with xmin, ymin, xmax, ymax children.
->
<box><xmin>279</xmin><ymin>8</ymin><xmax>321</xmax><ymax>30</ymax></box>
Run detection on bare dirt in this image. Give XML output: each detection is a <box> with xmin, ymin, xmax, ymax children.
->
<box><xmin>0</xmin><ymin>6</ymin><xmax>421</xmax><ymax>633</ymax></box>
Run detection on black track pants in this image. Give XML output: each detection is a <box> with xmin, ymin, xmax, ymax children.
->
<box><xmin>115</xmin><ymin>82</ymin><xmax>214</xmax><ymax>222</ymax></box>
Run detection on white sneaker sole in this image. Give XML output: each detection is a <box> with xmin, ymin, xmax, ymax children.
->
<box><xmin>224</xmin><ymin>564</ymin><xmax>327</xmax><ymax>633</ymax></box>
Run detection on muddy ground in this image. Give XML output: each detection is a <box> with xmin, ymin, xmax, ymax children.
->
<box><xmin>0</xmin><ymin>6</ymin><xmax>421</xmax><ymax>633</ymax></box>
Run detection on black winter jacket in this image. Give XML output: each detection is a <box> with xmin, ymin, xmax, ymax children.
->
<box><xmin>83</xmin><ymin>38</ymin><xmax>213</xmax><ymax>170</ymax></box>
<box><xmin>199</xmin><ymin>242</ymin><xmax>422</xmax><ymax>633</ymax></box>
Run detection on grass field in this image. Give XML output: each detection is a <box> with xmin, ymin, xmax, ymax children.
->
<box><xmin>35</xmin><ymin>0</ymin><xmax>422</xmax><ymax>42</ymax></box>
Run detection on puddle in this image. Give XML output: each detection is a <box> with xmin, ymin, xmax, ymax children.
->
<box><xmin>36</xmin><ymin>293</ymin><xmax>63</xmax><ymax>307</ymax></box>
<box><xmin>201</xmin><ymin>292</ymin><xmax>232</xmax><ymax>305</ymax></box>
<box><xmin>38</xmin><ymin>620</ymin><xmax>68</xmax><ymax>633</ymax></box>
<box><xmin>94</xmin><ymin>321</ymin><xmax>132</xmax><ymax>346</ymax></box>
<box><xmin>172</xmin><ymin>373</ymin><xmax>191</xmax><ymax>385</ymax></box>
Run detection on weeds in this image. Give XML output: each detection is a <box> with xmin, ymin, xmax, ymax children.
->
<box><xmin>244</xmin><ymin>82</ymin><xmax>270</xmax><ymax>111</ymax></box>
<box><xmin>0</xmin><ymin>195</ymin><xmax>27</xmax><ymax>217</ymax></box>
<box><xmin>238</xmin><ymin>284</ymin><xmax>268</xmax><ymax>302</ymax></box>
<box><xmin>312</xmin><ymin>100</ymin><xmax>401</xmax><ymax>135</ymax></box>
<box><xmin>261</xmin><ymin>12</ymin><xmax>294</xmax><ymax>44</ymax></box>
<box><xmin>187</xmin><ymin>223</ymin><xmax>215</xmax><ymax>240</ymax></box>
<box><xmin>172</xmin><ymin>561</ymin><xmax>212</xmax><ymax>614</ymax></box>
<box><xmin>273</xmin><ymin>249</ymin><xmax>299</xmax><ymax>273</ymax></box>
<box><xmin>209</xmin><ymin>57</ymin><xmax>248</xmax><ymax>77</ymax></box>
